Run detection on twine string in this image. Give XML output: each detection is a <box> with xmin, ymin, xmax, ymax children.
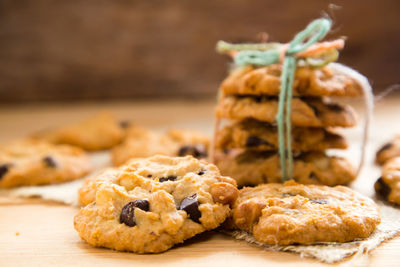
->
<box><xmin>328</xmin><ymin>63</ymin><xmax>374</xmax><ymax>176</ymax></box>
<box><xmin>277</xmin><ymin>19</ymin><xmax>331</xmax><ymax>181</ymax></box>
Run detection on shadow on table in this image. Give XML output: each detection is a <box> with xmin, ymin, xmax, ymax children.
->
<box><xmin>75</xmin><ymin>230</ymin><xmax>335</xmax><ymax>266</ymax></box>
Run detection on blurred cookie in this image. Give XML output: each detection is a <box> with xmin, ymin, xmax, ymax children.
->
<box><xmin>215</xmin><ymin>150</ymin><xmax>356</xmax><ymax>187</ymax></box>
<box><xmin>74</xmin><ymin>155</ymin><xmax>238</xmax><ymax>253</ymax></box>
<box><xmin>376</xmin><ymin>136</ymin><xmax>400</xmax><ymax>165</ymax></box>
<box><xmin>221</xmin><ymin>64</ymin><xmax>363</xmax><ymax>97</ymax></box>
<box><xmin>38</xmin><ymin>112</ymin><xmax>126</xmax><ymax>151</ymax></box>
<box><xmin>216</xmin><ymin>95</ymin><xmax>356</xmax><ymax>127</ymax></box>
<box><xmin>111</xmin><ymin>127</ymin><xmax>209</xmax><ymax>166</ymax></box>
<box><xmin>216</xmin><ymin>119</ymin><xmax>347</xmax><ymax>151</ymax></box>
<box><xmin>0</xmin><ymin>139</ymin><xmax>91</xmax><ymax>188</ymax></box>
<box><xmin>375</xmin><ymin>157</ymin><xmax>400</xmax><ymax>205</ymax></box>
<box><xmin>232</xmin><ymin>181</ymin><xmax>380</xmax><ymax>245</ymax></box>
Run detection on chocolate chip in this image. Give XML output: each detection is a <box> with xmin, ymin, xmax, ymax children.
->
<box><xmin>119</xmin><ymin>121</ymin><xmax>130</xmax><ymax>129</ymax></box>
<box><xmin>120</xmin><ymin>200</ymin><xmax>150</xmax><ymax>227</ymax></box>
<box><xmin>254</xmin><ymin>96</ymin><xmax>263</xmax><ymax>103</ymax></box>
<box><xmin>378</xmin><ymin>143</ymin><xmax>393</xmax><ymax>154</ymax></box>
<box><xmin>308</xmin><ymin>103</ymin><xmax>319</xmax><ymax>117</ymax></box>
<box><xmin>198</xmin><ymin>170</ymin><xmax>205</xmax><ymax>175</ymax></box>
<box><xmin>236</xmin><ymin>150</ymin><xmax>275</xmax><ymax>164</ymax></box>
<box><xmin>133</xmin><ymin>199</ymin><xmax>150</xmax><ymax>211</ymax></box>
<box><xmin>147</xmin><ymin>174</ymin><xmax>152</xmax><ymax>178</ymax></box>
<box><xmin>159</xmin><ymin>176</ymin><xmax>177</xmax><ymax>182</ymax></box>
<box><xmin>238</xmin><ymin>183</ymin><xmax>255</xmax><ymax>189</ymax></box>
<box><xmin>120</xmin><ymin>203</ymin><xmax>136</xmax><ymax>227</ymax></box>
<box><xmin>375</xmin><ymin>177</ymin><xmax>391</xmax><ymax>199</ymax></box>
<box><xmin>327</xmin><ymin>103</ymin><xmax>344</xmax><ymax>112</ymax></box>
<box><xmin>245</xmin><ymin>136</ymin><xmax>272</xmax><ymax>147</ymax></box>
<box><xmin>292</xmin><ymin>151</ymin><xmax>303</xmax><ymax>159</ymax></box>
<box><xmin>309</xmin><ymin>172</ymin><xmax>317</xmax><ymax>180</ymax></box>
<box><xmin>43</xmin><ymin>156</ymin><xmax>57</xmax><ymax>168</ymax></box>
<box><xmin>0</xmin><ymin>164</ymin><xmax>10</xmax><ymax>180</ymax></box>
<box><xmin>179</xmin><ymin>194</ymin><xmax>201</xmax><ymax>223</ymax></box>
<box><xmin>310</xmin><ymin>199</ymin><xmax>328</xmax><ymax>204</ymax></box>
<box><xmin>178</xmin><ymin>144</ymin><xmax>207</xmax><ymax>158</ymax></box>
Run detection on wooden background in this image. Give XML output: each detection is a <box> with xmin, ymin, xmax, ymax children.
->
<box><xmin>0</xmin><ymin>0</ymin><xmax>399</xmax><ymax>103</ymax></box>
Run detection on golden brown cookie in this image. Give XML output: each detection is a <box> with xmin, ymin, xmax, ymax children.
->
<box><xmin>216</xmin><ymin>95</ymin><xmax>357</xmax><ymax>128</ymax></box>
<box><xmin>216</xmin><ymin>119</ymin><xmax>347</xmax><ymax>151</ymax></box>
<box><xmin>74</xmin><ymin>155</ymin><xmax>238</xmax><ymax>253</ymax></box>
<box><xmin>232</xmin><ymin>181</ymin><xmax>380</xmax><ymax>245</ymax></box>
<box><xmin>38</xmin><ymin>112</ymin><xmax>126</xmax><ymax>151</ymax></box>
<box><xmin>221</xmin><ymin>64</ymin><xmax>363</xmax><ymax>97</ymax></box>
<box><xmin>376</xmin><ymin>136</ymin><xmax>400</xmax><ymax>165</ymax></box>
<box><xmin>0</xmin><ymin>139</ymin><xmax>92</xmax><ymax>188</ymax></box>
<box><xmin>111</xmin><ymin>127</ymin><xmax>209</xmax><ymax>166</ymax></box>
<box><xmin>215</xmin><ymin>150</ymin><xmax>356</xmax><ymax>187</ymax></box>
<box><xmin>375</xmin><ymin>156</ymin><xmax>400</xmax><ymax>205</ymax></box>
<box><xmin>78</xmin><ymin>169</ymin><xmax>114</xmax><ymax>206</ymax></box>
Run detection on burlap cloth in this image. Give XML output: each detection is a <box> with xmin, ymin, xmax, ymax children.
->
<box><xmin>0</xmin><ymin>133</ymin><xmax>399</xmax><ymax>263</ymax></box>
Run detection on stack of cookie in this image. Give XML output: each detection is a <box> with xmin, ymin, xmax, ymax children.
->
<box><xmin>214</xmin><ymin>63</ymin><xmax>362</xmax><ymax>187</ymax></box>
<box><xmin>375</xmin><ymin>136</ymin><xmax>400</xmax><ymax>205</ymax></box>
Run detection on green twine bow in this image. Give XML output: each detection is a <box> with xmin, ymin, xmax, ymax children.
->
<box><xmin>217</xmin><ymin>18</ymin><xmax>332</xmax><ymax>182</ymax></box>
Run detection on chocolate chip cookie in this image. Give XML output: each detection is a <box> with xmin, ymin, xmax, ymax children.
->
<box><xmin>78</xmin><ymin>168</ymin><xmax>116</xmax><ymax>206</ymax></box>
<box><xmin>221</xmin><ymin>64</ymin><xmax>363</xmax><ymax>97</ymax></box>
<box><xmin>375</xmin><ymin>156</ymin><xmax>400</xmax><ymax>205</ymax></box>
<box><xmin>231</xmin><ymin>181</ymin><xmax>380</xmax><ymax>245</ymax></box>
<box><xmin>0</xmin><ymin>139</ymin><xmax>92</xmax><ymax>188</ymax></box>
<box><xmin>111</xmin><ymin>127</ymin><xmax>209</xmax><ymax>166</ymax></box>
<box><xmin>74</xmin><ymin>155</ymin><xmax>238</xmax><ymax>253</ymax></box>
<box><xmin>215</xmin><ymin>150</ymin><xmax>356</xmax><ymax>187</ymax></box>
<box><xmin>216</xmin><ymin>95</ymin><xmax>356</xmax><ymax>127</ymax></box>
<box><xmin>38</xmin><ymin>112</ymin><xmax>126</xmax><ymax>151</ymax></box>
<box><xmin>216</xmin><ymin>119</ymin><xmax>347</xmax><ymax>151</ymax></box>
<box><xmin>376</xmin><ymin>136</ymin><xmax>400</xmax><ymax>165</ymax></box>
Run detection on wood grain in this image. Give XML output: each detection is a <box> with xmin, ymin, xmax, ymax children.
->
<box><xmin>3</xmin><ymin>203</ymin><xmax>398</xmax><ymax>267</ymax></box>
<box><xmin>0</xmin><ymin>0</ymin><xmax>399</xmax><ymax>102</ymax></box>
<box><xmin>0</xmin><ymin>98</ymin><xmax>400</xmax><ymax>266</ymax></box>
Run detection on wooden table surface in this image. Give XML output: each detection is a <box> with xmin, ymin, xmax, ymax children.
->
<box><xmin>1</xmin><ymin>97</ymin><xmax>400</xmax><ymax>267</ymax></box>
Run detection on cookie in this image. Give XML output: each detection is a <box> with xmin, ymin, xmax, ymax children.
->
<box><xmin>216</xmin><ymin>95</ymin><xmax>356</xmax><ymax>127</ymax></box>
<box><xmin>78</xmin><ymin>168</ymin><xmax>114</xmax><ymax>206</ymax></box>
<box><xmin>232</xmin><ymin>181</ymin><xmax>380</xmax><ymax>245</ymax></box>
<box><xmin>215</xmin><ymin>150</ymin><xmax>356</xmax><ymax>187</ymax></box>
<box><xmin>376</xmin><ymin>136</ymin><xmax>400</xmax><ymax>165</ymax></box>
<box><xmin>216</xmin><ymin>119</ymin><xmax>347</xmax><ymax>151</ymax></box>
<box><xmin>111</xmin><ymin>127</ymin><xmax>209</xmax><ymax>166</ymax></box>
<box><xmin>375</xmin><ymin>156</ymin><xmax>400</xmax><ymax>205</ymax></box>
<box><xmin>38</xmin><ymin>112</ymin><xmax>126</xmax><ymax>151</ymax></box>
<box><xmin>74</xmin><ymin>155</ymin><xmax>238</xmax><ymax>253</ymax></box>
<box><xmin>0</xmin><ymin>140</ymin><xmax>92</xmax><ymax>188</ymax></box>
<box><xmin>221</xmin><ymin>64</ymin><xmax>363</xmax><ymax>97</ymax></box>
